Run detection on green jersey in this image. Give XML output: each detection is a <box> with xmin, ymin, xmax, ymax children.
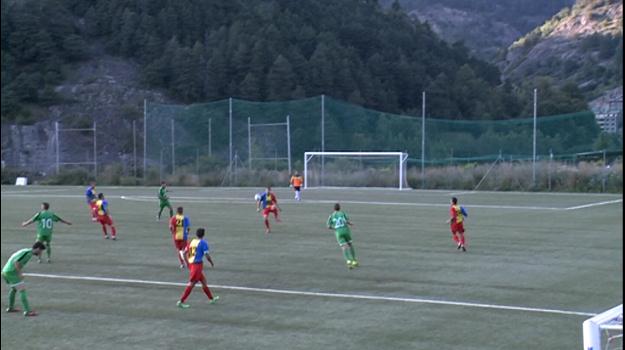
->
<box><xmin>2</xmin><ymin>248</ymin><xmax>33</xmax><ymax>274</ymax></box>
<box><xmin>30</xmin><ymin>211</ymin><xmax>61</xmax><ymax>237</ymax></box>
<box><xmin>327</xmin><ymin>211</ymin><xmax>350</xmax><ymax>233</ymax></box>
<box><xmin>158</xmin><ymin>186</ymin><xmax>169</xmax><ymax>201</ymax></box>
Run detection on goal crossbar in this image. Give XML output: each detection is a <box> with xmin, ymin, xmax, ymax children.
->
<box><xmin>304</xmin><ymin>151</ymin><xmax>409</xmax><ymax>190</ymax></box>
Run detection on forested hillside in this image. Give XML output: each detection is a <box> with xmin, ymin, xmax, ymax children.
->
<box><xmin>1</xmin><ymin>0</ymin><xmax>589</xmax><ymax>125</ymax></box>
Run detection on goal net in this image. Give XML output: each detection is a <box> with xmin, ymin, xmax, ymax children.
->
<box><xmin>304</xmin><ymin>152</ymin><xmax>409</xmax><ymax>189</ymax></box>
<box><xmin>583</xmin><ymin>304</ymin><xmax>623</xmax><ymax>350</ymax></box>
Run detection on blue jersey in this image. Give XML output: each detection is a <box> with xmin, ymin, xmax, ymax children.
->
<box><xmin>257</xmin><ymin>191</ymin><xmax>277</xmax><ymax>209</ymax></box>
<box><xmin>86</xmin><ymin>186</ymin><xmax>96</xmax><ymax>203</ymax></box>
<box><xmin>95</xmin><ymin>199</ymin><xmax>109</xmax><ymax>216</ymax></box>
<box><xmin>187</xmin><ymin>238</ymin><xmax>210</xmax><ymax>264</ymax></box>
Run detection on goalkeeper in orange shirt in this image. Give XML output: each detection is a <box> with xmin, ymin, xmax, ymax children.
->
<box><xmin>289</xmin><ymin>171</ymin><xmax>304</xmax><ymax>201</ymax></box>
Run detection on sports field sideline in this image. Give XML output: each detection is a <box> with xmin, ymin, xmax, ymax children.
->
<box><xmin>1</xmin><ymin>186</ymin><xmax>622</xmax><ymax>349</ymax></box>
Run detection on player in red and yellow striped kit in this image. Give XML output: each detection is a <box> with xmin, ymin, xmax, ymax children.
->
<box><xmin>446</xmin><ymin>197</ymin><xmax>467</xmax><ymax>252</ymax></box>
<box><xmin>176</xmin><ymin>228</ymin><xmax>219</xmax><ymax>308</ymax></box>
<box><xmin>169</xmin><ymin>207</ymin><xmax>190</xmax><ymax>268</ymax></box>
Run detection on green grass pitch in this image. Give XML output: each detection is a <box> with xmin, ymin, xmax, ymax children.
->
<box><xmin>1</xmin><ymin>186</ymin><xmax>622</xmax><ymax>349</ymax></box>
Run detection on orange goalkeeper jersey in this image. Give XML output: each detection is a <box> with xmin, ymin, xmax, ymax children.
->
<box><xmin>290</xmin><ymin>176</ymin><xmax>303</xmax><ymax>187</ymax></box>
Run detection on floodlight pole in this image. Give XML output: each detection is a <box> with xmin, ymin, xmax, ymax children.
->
<box><xmin>421</xmin><ymin>91</ymin><xmax>426</xmax><ymax>189</ymax></box>
<box><xmin>286</xmin><ymin>115</ymin><xmax>292</xmax><ymax>174</ymax></box>
<box><xmin>532</xmin><ymin>88</ymin><xmax>537</xmax><ymax>187</ymax></box>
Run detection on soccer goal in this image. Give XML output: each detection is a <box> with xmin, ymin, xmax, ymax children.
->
<box><xmin>303</xmin><ymin>152</ymin><xmax>409</xmax><ymax>190</ymax></box>
<box><xmin>583</xmin><ymin>304</ymin><xmax>623</xmax><ymax>350</ymax></box>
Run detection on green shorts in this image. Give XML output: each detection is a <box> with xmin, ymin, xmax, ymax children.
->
<box><xmin>1</xmin><ymin>271</ymin><xmax>23</xmax><ymax>288</ymax></box>
<box><xmin>335</xmin><ymin>229</ymin><xmax>352</xmax><ymax>246</ymax></box>
<box><xmin>37</xmin><ymin>235</ymin><xmax>51</xmax><ymax>243</ymax></box>
<box><xmin>159</xmin><ymin>200</ymin><xmax>172</xmax><ymax>209</ymax></box>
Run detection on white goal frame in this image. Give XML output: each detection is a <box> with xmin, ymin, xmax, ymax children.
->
<box><xmin>303</xmin><ymin>151</ymin><xmax>409</xmax><ymax>190</ymax></box>
<box><xmin>583</xmin><ymin>304</ymin><xmax>623</xmax><ymax>350</ymax></box>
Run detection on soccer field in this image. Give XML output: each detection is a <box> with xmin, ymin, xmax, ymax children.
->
<box><xmin>1</xmin><ymin>186</ymin><xmax>622</xmax><ymax>350</ymax></box>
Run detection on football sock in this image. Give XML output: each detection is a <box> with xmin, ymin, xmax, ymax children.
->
<box><xmin>102</xmin><ymin>226</ymin><xmax>108</xmax><ymax>236</ymax></box>
<box><xmin>8</xmin><ymin>289</ymin><xmax>16</xmax><ymax>309</ymax></box>
<box><xmin>19</xmin><ymin>290</ymin><xmax>30</xmax><ymax>312</ymax></box>
<box><xmin>169</xmin><ymin>208</ymin><xmax>174</xmax><ymax>217</ymax></box>
<box><xmin>177</xmin><ymin>251</ymin><xmax>185</xmax><ymax>264</ymax></box>
<box><xmin>158</xmin><ymin>207</ymin><xmax>163</xmax><ymax>219</ymax></box>
<box><xmin>452</xmin><ymin>234</ymin><xmax>459</xmax><ymax>243</ymax></box>
<box><xmin>459</xmin><ymin>234</ymin><xmax>465</xmax><ymax>245</ymax></box>
<box><xmin>111</xmin><ymin>226</ymin><xmax>117</xmax><ymax>237</ymax></box>
<box><xmin>349</xmin><ymin>245</ymin><xmax>356</xmax><ymax>260</ymax></box>
<box><xmin>46</xmin><ymin>242</ymin><xmax>51</xmax><ymax>259</ymax></box>
<box><xmin>264</xmin><ymin>218</ymin><xmax>270</xmax><ymax>229</ymax></box>
<box><xmin>202</xmin><ymin>285</ymin><xmax>213</xmax><ymax>299</ymax></box>
<box><xmin>180</xmin><ymin>285</ymin><xmax>194</xmax><ymax>303</ymax></box>
<box><xmin>342</xmin><ymin>248</ymin><xmax>351</xmax><ymax>262</ymax></box>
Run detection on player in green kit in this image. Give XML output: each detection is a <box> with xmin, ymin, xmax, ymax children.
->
<box><xmin>2</xmin><ymin>242</ymin><xmax>46</xmax><ymax>316</ymax></box>
<box><xmin>22</xmin><ymin>202</ymin><xmax>72</xmax><ymax>263</ymax></box>
<box><xmin>327</xmin><ymin>203</ymin><xmax>359</xmax><ymax>269</ymax></box>
<box><xmin>158</xmin><ymin>181</ymin><xmax>174</xmax><ymax>221</ymax></box>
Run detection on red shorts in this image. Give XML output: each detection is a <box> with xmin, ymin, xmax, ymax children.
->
<box><xmin>97</xmin><ymin>215</ymin><xmax>113</xmax><ymax>226</ymax></box>
<box><xmin>451</xmin><ymin>222</ymin><xmax>465</xmax><ymax>234</ymax></box>
<box><xmin>173</xmin><ymin>239</ymin><xmax>187</xmax><ymax>251</ymax></box>
<box><xmin>262</xmin><ymin>206</ymin><xmax>278</xmax><ymax>217</ymax></box>
<box><xmin>189</xmin><ymin>263</ymin><xmax>205</xmax><ymax>283</ymax></box>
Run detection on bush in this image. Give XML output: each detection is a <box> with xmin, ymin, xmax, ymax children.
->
<box><xmin>41</xmin><ymin>168</ymin><xmax>91</xmax><ymax>185</ymax></box>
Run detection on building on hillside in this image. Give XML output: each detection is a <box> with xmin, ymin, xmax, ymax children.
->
<box><xmin>590</xmin><ymin>88</ymin><xmax>623</xmax><ymax>133</ymax></box>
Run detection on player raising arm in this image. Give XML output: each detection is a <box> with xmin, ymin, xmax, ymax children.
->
<box><xmin>327</xmin><ymin>203</ymin><xmax>359</xmax><ymax>269</ymax></box>
<box><xmin>85</xmin><ymin>181</ymin><xmax>98</xmax><ymax>221</ymax></box>
<box><xmin>255</xmin><ymin>186</ymin><xmax>281</xmax><ymax>234</ymax></box>
<box><xmin>22</xmin><ymin>202</ymin><xmax>72</xmax><ymax>263</ymax></box>
<box><xmin>1</xmin><ymin>242</ymin><xmax>46</xmax><ymax>316</ymax></box>
<box><xmin>176</xmin><ymin>228</ymin><xmax>219</xmax><ymax>308</ymax></box>
<box><xmin>169</xmin><ymin>207</ymin><xmax>190</xmax><ymax>268</ymax></box>
<box><xmin>95</xmin><ymin>193</ymin><xmax>118</xmax><ymax>240</ymax></box>
<box><xmin>157</xmin><ymin>181</ymin><xmax>174</xmax><ymax>221</ymax></box>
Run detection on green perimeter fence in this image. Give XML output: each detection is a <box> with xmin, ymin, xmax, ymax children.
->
<box><xmin>145</xmin><ymin>95</ymin><xmax>617</xmax><ymax>175</ymax></box>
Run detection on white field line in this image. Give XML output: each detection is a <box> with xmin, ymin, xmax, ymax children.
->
<box><xmin>118</xmin><ymin>195</ymin><xmax>563</xmax><ymax>211</ymax></box>
<box><xmin>564</xmin><ymin>199</ymin><xmax>623</xmax><ymax>210</ymax></box>
<box><xmin>3</xmin><ymin>193</ymin><xmax>621</xmax><ymax>211</ymax></box>
<box><xmin>0</xmin><ymin>188</ymin><xmax>68</xmax><ymax>194</ymax></box>
<box><xmin>24</xmin><ymin>272</ymin><xmax>596</xmax><ymax>317</ymax></box>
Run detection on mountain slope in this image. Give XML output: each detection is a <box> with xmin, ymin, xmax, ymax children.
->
<box><xmin>382</xmin><ymin>0</ymin><xmax>574</xmax><ymax>60</ymax></box>
<box><xmin>500</xmin><ymin>0</ymin><xmax>623</xmax><ymax>97</ymax></box>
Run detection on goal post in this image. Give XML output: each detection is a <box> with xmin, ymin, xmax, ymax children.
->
<box><xmin>583</xmin><ymin>304</ymin><xmax>623</xmax><ymax>350</ymax></box>
<box><xmin>304</xmin><ymin>151</ymin><xmax>409</xmax><ymax>190</ymax></box>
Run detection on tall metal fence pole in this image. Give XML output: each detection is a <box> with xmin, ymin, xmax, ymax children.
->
<box><xmin>133</xmin><ymin>120</ymin><xmax>137</xmax><ymax>178</ymax></box>
<box><xmin>229</xmin><ymin>97</ymin><xmax>233</xmax><ymax>183</ymax></box>
<box><xmin>171</xmin><ymin>119</ymin><xmax>175</xmax><ymax>176</ymax></box>
<box><xmin>55</xmin><ymin>121</ymin><xmax>60</xmax><ymax>174</ymax></box>
<box><xmin>208</xmin><ymin>117</ymin><xmax>212</xmax><ymax>157</ymax></box>
<box><xmin>321</xmin><ymin>95</ymin><xmax>325</xmax><ymax>185</ymax></box>
<box><xmin>286</xmin><ymin>115</ymin><xmax>292</xmax><ymax>174</ymax></box>
<box><xmin>248</xmin><ymin>117</ymin><xmax>252</xmax><ymax>170</ymax></box>
<box><xmin>93</xmin><ymin>121</ymin><xmax>97</xmax><ymax>178</ymax></box>
<box><xmin>532</xmin><ymin>88</ymin><xmax>537</xmax><ymax>187</ymax></box>
<box><xmin>143</xmin><ymin>99</ymin><xmax>147</xmax><ymax>181</ymax></box>
<box><xmin>421</xmin><ymin>91</ymin><xmax>426</xmax><ymax>189</ymax></box>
